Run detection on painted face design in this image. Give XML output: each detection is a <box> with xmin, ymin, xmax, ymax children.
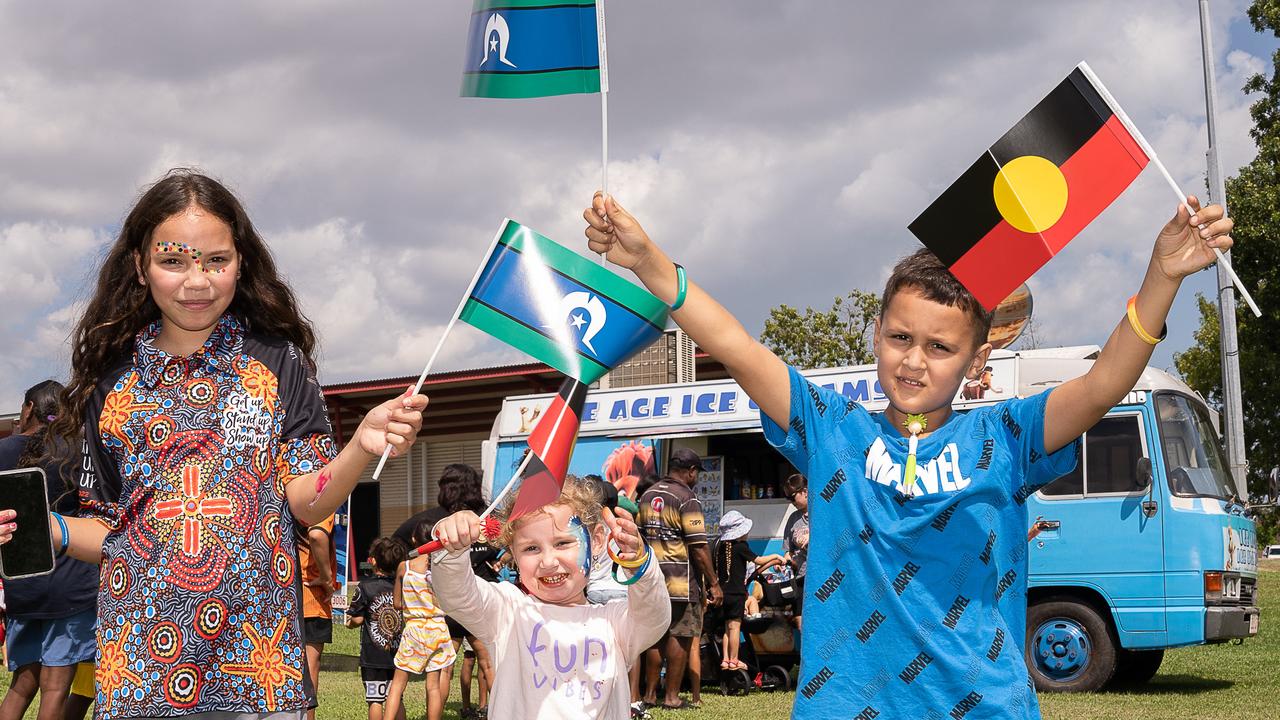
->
<box><xmin>568</xmin><ymin>515</ymin><xmax>592</xmax><ymax>576</ymax></box>
<box><xmin>154</xmin><ymin>241</ymin><xmax>230</xmax><ymax>274</ymax></box>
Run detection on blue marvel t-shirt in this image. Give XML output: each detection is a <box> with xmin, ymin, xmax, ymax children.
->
<box><xmin>762</xmin><ymin>366</ymin><xmax>1079</xmax><ymax>720</ymax></box>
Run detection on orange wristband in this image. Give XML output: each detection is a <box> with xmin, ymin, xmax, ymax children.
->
<box><xmin>1125</xmin><ymin>295</ymin><xmax>1166</xmax><ymax>345</ymax></box>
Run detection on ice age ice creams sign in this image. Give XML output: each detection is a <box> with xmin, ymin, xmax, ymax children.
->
<box><xmin>498</xmin><ymin>359</ymin><xmax>1016</xmax><ymax>438</ymax></box>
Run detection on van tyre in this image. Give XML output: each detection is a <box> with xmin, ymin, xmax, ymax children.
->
<box><xmin>1026</xmin><ymin>599</ymin><xmax>1117</xmax><ymax>692</ymax></box>
<box><xmin>1109</xmin><ymin>648</ymin><xmax>1164</xmax><ymax>687</ymax></box>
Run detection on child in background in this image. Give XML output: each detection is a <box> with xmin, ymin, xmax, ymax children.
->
<box><xmin>583</xmin><ymin>191</ymin><xmax>1232</xmax><ymax>718</ymax></box>
<box><xmin>712</xmin><ymin>510</ymin><xmax>783</xmax><ymax>671</ymax></box>
<box><xmin>431</xmin><ymin>475</ymin><xmax>671</xmax><ymax>720</ymax></box>
<box><xmin>585</xmin><ymin>474</ymin><xmax>628</xmax><ymax>605</ymax></box>
<box><xmin>383</xmin><ymin>526</ymin><xmax>455</xmax><ymax>720</ymax></box>
<box><xmin>780</xmin><ymin>473</ymin><xmax>809</xmax><ymax>631</ymax></box>
<box><xmin>346</xmin><ymin>538</ymin><xmax>408</xmax><ymax>720</ymax></box>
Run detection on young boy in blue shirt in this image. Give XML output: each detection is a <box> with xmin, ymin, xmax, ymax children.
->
<box><xmin>583</xmin><ymin>193</ymin><xmax>1233</xmax><ymax>719</ymax></box>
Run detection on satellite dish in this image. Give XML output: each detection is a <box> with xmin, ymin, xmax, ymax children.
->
<box><xmin>987</xmin><ymin>283</ymin><xmax>1033</xmax><ymax>350</ymax></box>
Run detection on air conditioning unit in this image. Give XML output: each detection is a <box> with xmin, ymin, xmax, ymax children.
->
<box><xmin>597</xmin><ymin>329</ymin><xmax>695</xmax><ymax>389</ymax></box>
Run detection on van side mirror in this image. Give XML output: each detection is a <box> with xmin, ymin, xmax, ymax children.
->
<box><xmin>1137</xmin><ymin>457</ymin><xmax>1153</xmax><ymax>490</ymax></box>
<box><xmin>1138</xmin><ymin>458</ymin><xmax>1158</xmax><ymax>518</ymax></box>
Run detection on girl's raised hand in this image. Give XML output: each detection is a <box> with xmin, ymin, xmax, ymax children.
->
<box><xmin>602</xmin><ymin>506</ymin><xmax>643</xmax><ymax>562</ymax></box>
<box><xmin>433</xmin><ymin>510</ymin><xmax>483</xmax><ymax>553</ymax></box>
<box><xmin>354</xmin><ymin>387</ymin><xmax>428</xmax><ymax>458</ymax></box>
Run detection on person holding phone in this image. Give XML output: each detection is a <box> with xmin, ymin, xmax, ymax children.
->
<box><xmin>0</xmin><ymin>171</ymin><xmax>428</xmax><ymax>720</ymax></box>
<box><xmin>0</xmin><ymin>381</ymin><xmax>97</xmax><ymax>720</ymax></box>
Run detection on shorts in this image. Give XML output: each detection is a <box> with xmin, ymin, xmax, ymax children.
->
<box><xmin>71</xmin><ymin>662</ymin><xmax>95</xmax><ymax>698</ymax></box>
<box><xmin>394</xmin><ymin>618</ymin><xmax>456</xmax><ymax>674</ymax></box>
<box><xmin>5</xmin><ymin>608</ymin><xmax>97</xmax><ymax>671</ymax></box>
<box><xmin>669</xmin><ymin>583</ymin><xmax>704</xmax><ymax>639</ymax></box>
<box><xmin>792</xmin><ymin>576</ymin><xmax>805</xmax><ymax>616</ymax></box>
<box><xmin>720</xmin><ymin>594</ymin><xmax>747</xmax><ymax>624</ymax></box>
<box><xmin>361</xmin><ymin>667</ymin><xmax>394</xmax><ymax>704</ymax></box>
<box><xmin>303</xmin><ymin>617</ymin><xmax>333</xmax><ymax>645</ymax></box>
<box><xmin>445</xmin><ymin>615</ymin><xmax>468</xmax><ymax>641</ymax></box>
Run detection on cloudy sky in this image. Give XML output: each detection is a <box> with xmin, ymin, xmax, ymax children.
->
<box><xmin>0</xmin><ymin>1</ymin><xmax>1275</xmax><ymax>411</ymax></box>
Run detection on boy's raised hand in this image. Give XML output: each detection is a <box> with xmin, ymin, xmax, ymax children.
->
<box><xmin>583</xmin><ymin>193</ymin><xmax>655</xmax><ymax>271</ymax></box>
<box><xmin>1152</xmin><ymin>197</ymin><xmax>1233</xmax><ymax>281</ymax></box>
<box><xmin>602</xmin><ymin>506</ymin><xmax>644</xmax><ymax>562</ymax></box>
<box><xmin>433</xmin><ymin>510</ymin><xmax>483</xmax><ymax>553</ymax></box>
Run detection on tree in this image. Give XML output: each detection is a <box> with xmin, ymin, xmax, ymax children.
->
<box><xmin>760</xmin><ymin>290</ymin><xmax>881</xmax><ymax>370</ymax></box>
<box><xmin>1178</xmin><ymin>0</ymin><xmax>1280</xmax><ymax>501</ymax></box>
<box><xmin>1013</xmin><ymin>316</ymin><xmax>1046</xmax><ymax>351</ymax></box>
<box><xmin>1172</xmin><ymin>293</ymin><xmax>1223</xmax><ymax>410</ymax></box>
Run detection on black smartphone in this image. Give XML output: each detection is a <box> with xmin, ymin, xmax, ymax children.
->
<box><xmin>0</xmin><ymin>467</ymin><xmax>54</xmax><ymax>580</ymax></box>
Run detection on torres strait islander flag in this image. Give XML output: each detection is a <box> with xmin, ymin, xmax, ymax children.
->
<box><xmin>909</xmin><ymin>63</ymin><xmax>1150</xmax><ymax>309</ymax></box>
<box><xmin>460</xmin><ymin>220</ymin><xmax>669</xmax><ymax>384</ymax></box>
<box><xmin>461</xmin><ymin>0</ymin><xmax>602</xmax><ymax>98</ymax></box>
<box><xmin>509</xmin><ymin>377</ymin><xmax>589</xmax><ymax>519</ymax></box>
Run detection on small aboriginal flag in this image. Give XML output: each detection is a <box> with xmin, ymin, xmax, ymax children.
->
<box><xmin>908</xmin><ymin>63</ymin><xmax>1150</xmax><ymax>310</ymax></box>
<box><xmin>461</xmin><ymin>0</ymin><xmax>602</xmax><ymax>98</ymax></box>
<box><xmin>460</xmin><ymin>220</ymin><xmax>669</xmax><ymax>384</ymax></box>
<box><xmin>509</xmin><ymin>377</ymin><xmax>589</xmax><ymax>519</ymax></box>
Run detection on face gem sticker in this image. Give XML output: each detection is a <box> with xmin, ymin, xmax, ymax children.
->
<box><xmin>153</xmin><ymin>241</ymin><xmax>230</xmax><ymax>274</ymax></box>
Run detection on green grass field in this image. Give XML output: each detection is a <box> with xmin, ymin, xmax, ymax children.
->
<box><xmin>3</xmin><ymin>561</ymin><xmax>1276</xmax><ymax>719</ymax></box>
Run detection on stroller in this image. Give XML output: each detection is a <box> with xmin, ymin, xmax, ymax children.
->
<box><xmin>703</xmin><ymin>565</ymin><xmax>801</xmax><ymax>695</ymax></box>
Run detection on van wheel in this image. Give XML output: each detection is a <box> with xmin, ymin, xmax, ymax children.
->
<box><xmin>1109</xmin><ymin>648</ymin><xmax>1164</xmax><ymax>687</ymax></box>
<box><xmin>1026</xmin><ymin>599</ymin><xmax>1116</xmax><ymax>692</ymax></box>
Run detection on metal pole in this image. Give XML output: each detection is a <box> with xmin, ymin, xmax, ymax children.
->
<box><xmin>1199</xmin><ymin>0</ymin><xmax>1249</xmax><ymax>498</ymax></box>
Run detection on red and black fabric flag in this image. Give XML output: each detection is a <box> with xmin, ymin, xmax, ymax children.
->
<box><xmin>509</xmin><ymin>377</ymin><xmax>589</xmax><ymax>520</ymax></box>
<box><xmin>908</xmin><ymin>64</ymin><xmax>1149</xmax><ymax>310</ymax></box>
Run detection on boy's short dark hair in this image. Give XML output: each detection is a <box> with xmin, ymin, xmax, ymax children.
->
<box><xmin>881</xmin><ymin>248</ymin><xmax>993</xmax><ymax>349</ymax></box>
<box><xmin>369</xmin><ymin>537</ymin><xmax>406</xmax><ymax>575</ymax></box>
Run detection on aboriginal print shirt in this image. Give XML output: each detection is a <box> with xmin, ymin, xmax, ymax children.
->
<box><xmin>763</xmin><ymin>365</ymin><xmax>1078</xmax><ymax>720</ymax></box>
<box><xmin>77</xmin><ymin>314</ymin><xmax>338</xmax><ymax>719</ymax></box>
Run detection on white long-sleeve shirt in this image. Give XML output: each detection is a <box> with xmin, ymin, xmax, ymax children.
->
<box><xmin>431</xmin><ymin>548</ymin><xmax>671</xmax><ymax>720</ymax></box>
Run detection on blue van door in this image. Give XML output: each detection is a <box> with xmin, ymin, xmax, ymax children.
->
<box><xmin>1025</xmin><ymin>411</ymin><xmax>1165</xmax><ymax>689</ymax></box>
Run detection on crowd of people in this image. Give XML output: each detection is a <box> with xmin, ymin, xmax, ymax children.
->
<box><xmin>0</xmin><ymin>166</ymin><xmax>1233</xmax><ymax>720</ymax></box>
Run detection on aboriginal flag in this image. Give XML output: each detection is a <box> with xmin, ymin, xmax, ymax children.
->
<box><xmin>908</xmin><ymin>64</ymin><xmax>1150</xmax><ymax>310</ymax></box>
<box><xmin>460</xmin><ymin>220</ymin><xmax>669</xmax><ymax>384</ymax></box>
<box><xmin>509</xmin><ymin>377</ymin><xmax>589</xmax><ymax>519</ymax></box>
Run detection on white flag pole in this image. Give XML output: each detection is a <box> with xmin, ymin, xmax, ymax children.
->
<box><xmin>370</xmin><ymin>220</ymin><xmax>511</xmax><ymax>481</ymax></box>
<box><xmin>1076</xmin><ymin>62</ymin><xmax>1261</xmax><ymax>317</ymax></box>
<box><xmin>596</xmin><ymin>0</ymin><xmax>610</xmax><ymax>266</ymax></box>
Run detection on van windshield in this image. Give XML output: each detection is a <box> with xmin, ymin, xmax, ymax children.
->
<box><xmin>1156</xmin><ymin>393</ymin><xmax>1235</xmax><ymax>500</ymax></box>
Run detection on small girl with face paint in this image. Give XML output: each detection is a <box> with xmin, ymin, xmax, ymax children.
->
<box><xmin>431</xmin><ymin>475</ymin><xmax>671</xmax><ymax>720</ymax></box>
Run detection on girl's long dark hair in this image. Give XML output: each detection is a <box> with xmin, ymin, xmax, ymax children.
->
<box><xmin>51</xmin><ymin>169</ymin><xmax>318</xmax><ymax>454</ymax></box>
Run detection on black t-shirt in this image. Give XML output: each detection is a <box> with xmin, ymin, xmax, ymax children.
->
<box><xmin>347</xmin><ymin>574</ymin><xmax>402</xmax><ymax>669</ymax></box>
<box><xmin>0</xmin><ymin>434</ymin><xmax>99</xmax><ymax>618</ymax></box>
<box><xmin>713</xmin><ymin>539</ymin><xmax>759</xmax><ymax>598</ymax></box>
<box><xmin>395</xmin><ymin>506</ymin><xmax>500</xmax><ymax>583</ymax></box>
